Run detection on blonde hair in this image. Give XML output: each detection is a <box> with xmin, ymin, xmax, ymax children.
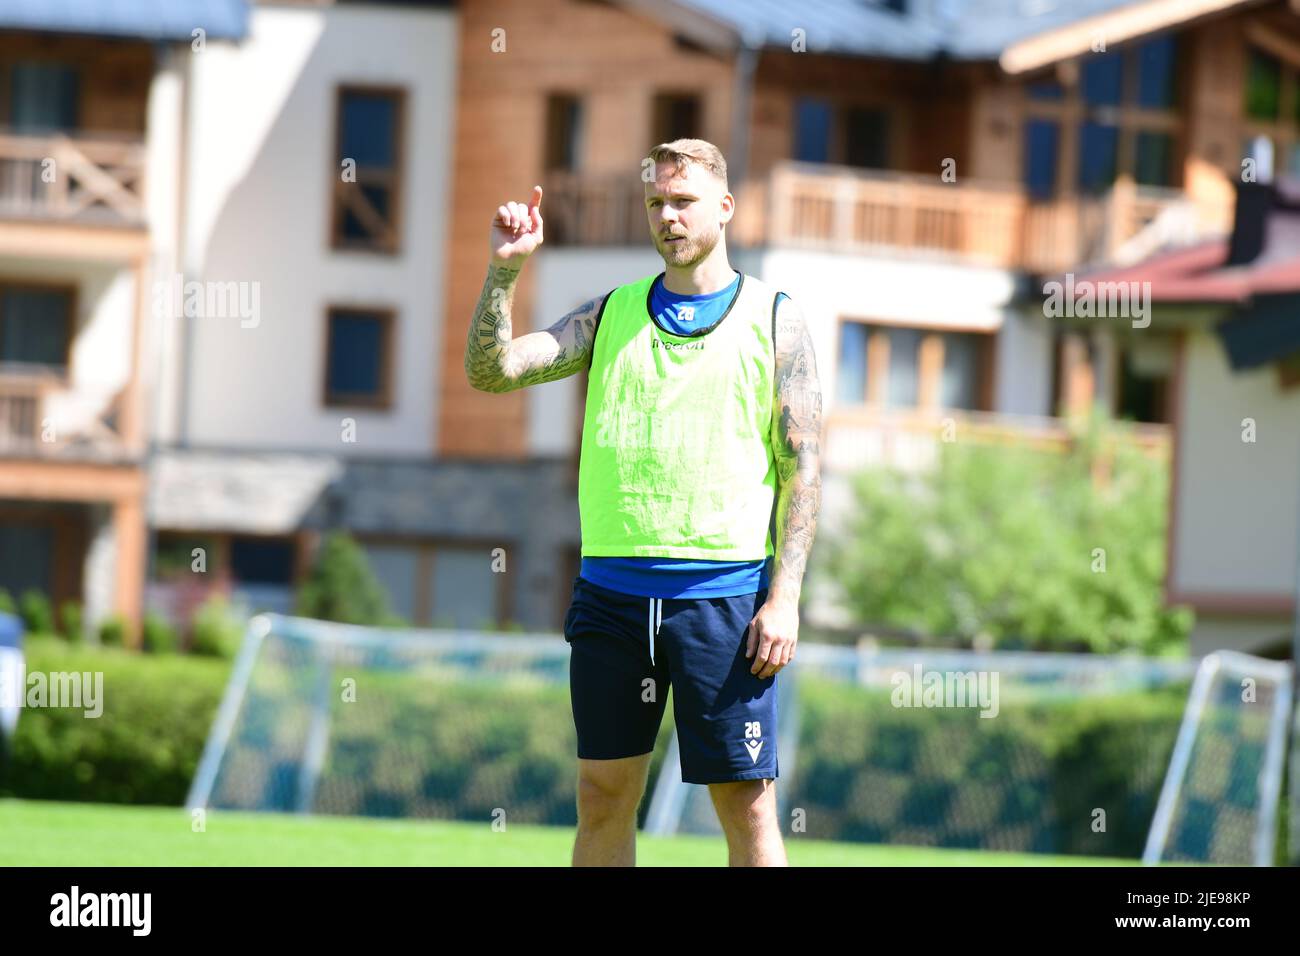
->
<box><xmin>647</xmin><ymin>138</ymin><xmax>728</xmax><ymax>187</ymax></box>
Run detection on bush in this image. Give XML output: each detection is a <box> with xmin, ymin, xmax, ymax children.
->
<box><xmin>19</xmin><ymin>589</ymin><xmax>54</xmax><ymax>635</ymax></box>
<box><xmin>818</xmin><ymin>410</ymin><xmax>1194</xmax><ymax>654</ymax></box>
<box><xmin>98</xmin><ymin>614</ymin><xmax>126</xmax><ymax>648</ymax></box>
<box><xmin>141</xmin><ymin>612</ymin><xmax>179</xmax><ymax>654</ymax></box>
<box><xmin>0</xmin><ymin>589</ymin><xmax>14</xmax><ymax>615</ymax></box>
<box><xmin>190</xmin><ymin>594</ymin><xmax>244</xmax><ymax>658</ymax></box>
<box><xmin>58</xmin><ymin>601</ymin><xmax>83</xmax><ymax>643</ymax></box>
<box><xmin>295</xmin><ymin>531</ymin><xmax>393</xmax><ymax>625</ymax></box>
<box><xmin>0</xmin><ymin>636</ymin><xmax>230</xmax><ymax>804</ymax></box>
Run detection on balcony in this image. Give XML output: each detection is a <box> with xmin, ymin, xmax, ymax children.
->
<box><xmin>0</xmin><ymin>364</ymin><xmax>133</xmax><ymax>461</ymax></box>
<box><xmin>825</xmin><ymin>405</ymin><xmax>1170</xmax><ymax>476</ymax></box>
<box><xmin>546</xmin><ymin>161</ymin><xmax>1205</xmax><ymax>273</ymax></box>
<box><xmin>0</xmin><ymin>129</ymin><xmax>146</xmax><ymax>227</ymax></box>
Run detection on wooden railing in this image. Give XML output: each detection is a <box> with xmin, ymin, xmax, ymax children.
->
<box><xmin>0</xmin><ymin>370</ymin><xmax>46</xmax><ymax>445</ymax></box>
<box><xmin>757</xmin><ymin>163</ymin><xmax>1195</xmax><ymax>272</ymax></box>
<box><xmin>545</xmin><ymin>161</ymin><xmax>1201</xmax><ymax>271</ymax></box>
<box><xmin>543</xmin><ymin>171</ymin><xmax>650</xmax><ymax>246</ymax></box>
<box><xmin>0</xmin><ymin>363</ymin><xmax>127</xmax><ymax>457</ymax></box>
<box><xmin>0</xmin><ymin>130</ymin><xmax>146</xmax><ymax>225</ymax></box>
<box><xmin>825</xmin><ymin>406</ymin><xmax>1170</xmax><ymax>475</ymax></box>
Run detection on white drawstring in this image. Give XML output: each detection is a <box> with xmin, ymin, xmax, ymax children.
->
<box><xmin>647</xmin><ymin>597</ymin><xmax>662</xmax><ymax>665</ymax></box>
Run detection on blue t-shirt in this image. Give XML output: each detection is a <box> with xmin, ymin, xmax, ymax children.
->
<box><xmin>580</xmin><ymin>272</ymin><xmax>784</xmax><ymax>599</ymax></box>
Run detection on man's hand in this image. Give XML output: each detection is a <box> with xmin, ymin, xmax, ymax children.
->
<box><xmin>745</xmin><ymin>594</ymin><xmax>798</xmax><ymax>679</ymax></box>
<box><xmin>491</xmin><ymin>185</ymin><xmax>543</xmax><ymax>265</ymax></box>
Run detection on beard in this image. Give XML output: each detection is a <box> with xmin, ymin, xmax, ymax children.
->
<box><xmin>655</xmin><ymin>222</ymin><xmax>721</xmax><ymax>267</ymax></box>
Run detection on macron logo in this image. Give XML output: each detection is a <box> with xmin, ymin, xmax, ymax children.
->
<box><xmin>743</xmin><ymin>720</ymin><xmax>764</xmax><ymax>764</ymax></box>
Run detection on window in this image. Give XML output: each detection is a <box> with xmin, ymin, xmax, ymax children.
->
<box><xmin>941</xmin><ymin>333</ymin><xmax>982</xmax><ymax>410</ymax></box>
<box><xmin>544</xmin><ymin>94</ymin><xmax>584</xmax><ymax>172</ymax></box>
<box><xmin>1027</xmin><ymin>81</ymin><xmax>1064</xmax><ymax>101</ymax></box>
<box><xmin>836</xmin><ymin>320</ymin><xmax>990</xmax><ymax>411</ymax></box>
<box><xmin>836</xmin><ymin>321</ymin><xmax>869</xmax><ymax>405</ymax></box>
<box><xmin>150</xmin><ymin>531</ymin><xmax>299</xmax><ymax>617</ymax></box>
<box><xmin>332</xmin><ymin>86</ymin><xmax>404</xmax><ymax>252</ymax></box>
<box><xmin>429</xmin><ymin>547</ymin><xmax>499</xmax><ymax>630</ymax></box>
<box><xmin>885</xmin><ymin>327</ymin><xmax>922</xmax><ymax>408</ymax></box>
<box><xmin>1023</xmin><ymin>120</ymin><xmax>1060</xmax><ymax>199</ymax></box>
<box><xmin>1242</xmin><ymin>46</ymin><xmax>1300</xmax><ymax>181</ymax></box>
<box><xmin>1023</xmin><ymin>33</ymin><xmax>1181</xmax><ymax>197</ymax></box>
<box><xmin>153</xmin><ymin>532</ymin><xmax>296</xmax><ymax>584</ymax></box>
<box><xmin>794</xmin><ymin>97</ymin><xmax>833</xmax><ymax>163</ymax></box>
<box><xmin>363</xmin><ymin>544</ymin><xmax>421</xmax><ymax>623</ymax></box>
<box><xmin>1134</xmin><ymin>130</ymin><xmax>1174</xmax><ymax>187</ymax></box>
<box><xmin>1078</xmin><ymin>121</ymin><xmax>1119</xmax><ymax>194</ymax></box>
<box><xmin>843</xmin><ymin>107</ymin><xmax>890</xmax><ymax>170</ymax></box>
<box><xmin>154</xmin><ymin>533</ymin><xmax>220</xmax><ymax>578</ymax></box>
<box><xmin>0</xmin><ymin>286</ymin><xmax>72</xmax><ymax>368</ymax></box>
<box><xmin>230</xmin><ymin>536</ymin><xmax>295</xmax><ymax>586</ymax></box>
<box><xmin>652</xmin><ymin>93</ymin><xmax>701</xmax><ymax>144</ymax></box>
<box><xmin>1246</xmin><ymin>48</ymin><xmax>1282</xmax><ymax>122</ymax></box>
<box><xmin>1136</xmin><ymin>35</ymin><xmax>1178</xmax><ymax>109</ymax></box>
<box><xmin>1114</xmin><ymin>348</ymin><xmax>1168</xmax><ymax>423</ymax></box>
<box><xmin>361</xmin><ymin>540</ymin><xmax>505</xmax><ymax>629</ymax></box>
<box><xmin>0</xmin><ymin>523</ymin><xmax>53</xmax><ymax>598</ymax></box>
<box><xmin>1081</xmin><ymin>51</ymin><xmax>1123</xmax><ymax>107</ymax></box>
<box><xmin>324</xmin><ymin>307</ymin><xmax>394</xmax><ymax>408</ymax></box>
<box><xmin>9</xmin><ymin>62</ymin><xmax>79</xmax><ymax>132</ymax></box>
<box><xmin>793</xmin><ymin>98</ymin><xmax>891</xmax><ymax>169</ymax></box>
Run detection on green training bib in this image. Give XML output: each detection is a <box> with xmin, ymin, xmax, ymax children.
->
<box><xmin>577</xmin><ymin>271</ymin><xmax>780</xmax><ymax>560</ymax></box>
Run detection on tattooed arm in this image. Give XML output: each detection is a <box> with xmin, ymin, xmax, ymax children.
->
<box><xmin>464</xmin><ymin>184</ymin><xmax>604</xmax><ymax>393</ymax></box>
<box><xmin>747</xmin><ymin>295</ymin><xmax>823</xmax><ymax>678</ymax></box>
<box><xmin>463</xmin><ymin>263</ymin><xmax>603</xmax><ymax>394</ymax></box>
<box><xmin>769</xmin><ymin>295</ymin><xmax>823</xmax><ymax>608</ymax></box>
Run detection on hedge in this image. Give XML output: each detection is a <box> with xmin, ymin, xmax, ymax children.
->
<box><xmin>0</xmin><ymin>637</ymin><xmax>230</xmax><ymax>805</ymax></box>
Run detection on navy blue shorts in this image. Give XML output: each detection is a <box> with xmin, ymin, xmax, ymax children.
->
<box><xmin>562</xmin><ymin>575</ymin><xmax>779</xmax><ymax>785</ymax></box>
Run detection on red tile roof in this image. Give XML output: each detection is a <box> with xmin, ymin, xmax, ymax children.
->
<box><xmin>1079</xmin><ymin>240</ymin><xmax>1300</xmax><ymax>303</ymax></box>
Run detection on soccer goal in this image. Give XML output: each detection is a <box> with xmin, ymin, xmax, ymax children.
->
<box><xmin>1142</xmin><ymin>650</ymin><xmax>1293</xmax><ymax>866</ymax></box>
<box><xmin>187</xmin><ymin>613</ymin><xmax>582</xmax><ymax>825</ymax></box>
<box><xmin>645</xmin><ymin>644</ymin><xmax>1295</xmax><ymax>864</ymax></box>
<box><xmin>645</xmin><ymin>643</ymin><xmax>1209</xmax><ymax>857</ymax></box>
<box><xmin>191</xmin><ymin>614</ymin><xmax>1294</xmax><ymax>864</ymax></box>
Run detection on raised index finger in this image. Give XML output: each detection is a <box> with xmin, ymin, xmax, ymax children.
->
<box><xmin>529</xmin><ymin>184</ymin><xmax>543</xmax><ymax>212</ymax></box>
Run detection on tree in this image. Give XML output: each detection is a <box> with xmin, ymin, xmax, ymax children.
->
<box><xmin>295</xmin><ymin>532</ymin><xmax>396</xmax><ymax>625</ymax></box>
<box><xmin>816</xmin><ymin>411</ymin><xmax>1193</xmax><ymax>654</ymax></box>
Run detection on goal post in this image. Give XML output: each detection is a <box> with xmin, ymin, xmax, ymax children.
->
<box><xmin>1142</xmin><ymin>650</ymin><xmax>1293</xmax><ymax>866</ymax></box>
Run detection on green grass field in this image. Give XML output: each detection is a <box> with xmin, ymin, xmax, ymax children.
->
<box><xmin>0</xmin><ymin>799</ymin><xmax>1134</xmax><ymax>866</ymax></box>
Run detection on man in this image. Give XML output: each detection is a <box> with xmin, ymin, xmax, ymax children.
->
<box><xmin>464</xmin><ymin>139</ymin><xmax>822</xmax><ymax>867</ymax></box>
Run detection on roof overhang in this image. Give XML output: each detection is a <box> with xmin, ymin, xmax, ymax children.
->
<box><xmin>610</xmin><ymin>0</ymin><xmax>742</xmax><ymax>54</ymax></box>
<box><xmin>0</xmin><ymin>0</ymin><xmax>249</xmax><ymax>43</ymax></box>
<box><xmin>1000</xmin><ymin>0</ymin><xmax>1260</xmax><ymax>75</ymax></box>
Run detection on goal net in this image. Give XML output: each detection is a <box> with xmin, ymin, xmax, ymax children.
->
<box><xmin>190</xmin><ymin>615</ymin><xmax>1293</xmax><ymax>863</ymax></box>
<box><xmin>187</xmin><ymin>614</ymin><xmax>584</xmax><ymax>826</ymax></box>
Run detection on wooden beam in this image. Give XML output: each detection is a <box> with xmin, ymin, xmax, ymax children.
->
<box><xmin>112</xmin><ymin>495</ymin><xmax>146</xmax><ymax>645</ymax></box>
<box><xmin>918</xmin><ymin>333</ymin><xmax>944</xmax><ymax>411</ymax></box>
<box><xmin>117</xmin><ymin>254</ymin><xmax>147</xmax><ymax>452</ymax></box>
<box><xmin>0</xmin><ymin>459</ymin><xmax>144</xmax><ymax>502</ymax></box>
<box><xmin>0</xmin><ymin>220</ymin><xmax>148</xmax><ymax>263</ymax></box>
<box><xmin>1244</xmin><ymin>20</ymin><xmax>1300</xmax><ymax>70</ymax></box>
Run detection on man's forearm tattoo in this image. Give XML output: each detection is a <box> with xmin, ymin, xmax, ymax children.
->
<box><xmin>771</xmin><ymin>304</ymin><xmax>823</xmax><ymax>603</ymax></box>
<box><xmin>465</xmin><ymin>263</ymin><xmax>522</xmax><ymax>393</ymax></box>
